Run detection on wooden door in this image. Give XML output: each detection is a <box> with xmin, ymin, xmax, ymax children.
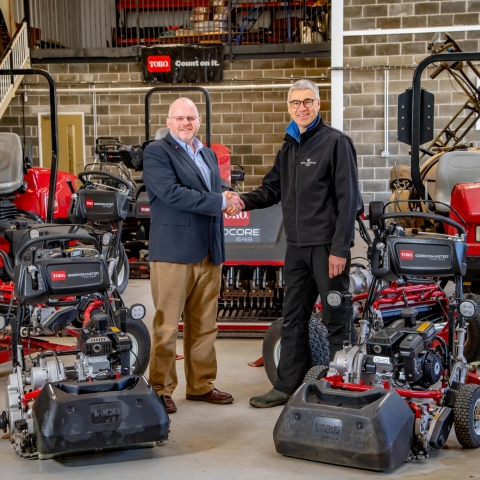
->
<box><xmin>40</xmin><ymin>113</ymin><xmax>85</xmax><ymax>175</ymax></box>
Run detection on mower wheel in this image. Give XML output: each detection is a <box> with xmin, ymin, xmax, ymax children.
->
<box><xmin>369</xmin><ymin>201</ymin><xmax>384</xmax><ymax>229</ymax></box>
<box><xmin>114</xmin><ymin>243</ymin><xmax>130</xmax><ymax>294</ymax></box>
<box><xmin>309</xmin><ymin>314</ymin><xmax>330</xmax><ymax>366</ymax></box>
<box><xmin>464</xmin><ymin>294</ymin><xmax>480</xmax><ymax>363</ymax></box>
<box><xmin>262</xmin><ymin>316</ymin><xmax>329</xmax><ymax>386</ymax></box>
<box><xmin>262</xmin><ymin>318</ymin><xmax>283</xmax><ymax>385</ymax></box>
<box><xmin>304</xmin><ymin>365</ymin><xmax>329</xmax><ymax>382</ymax></box>
<box><xmin>85</xmin><ymin>317</ymin><xmax>150</xmax><ymax>375</ymax></box>
<box><xmin>123</xmin><ymin>317</ymin><xmax>151</xmax><ymax>375</ymax></box>
<box><xmin>454</xmin><ymin>383</ymin><xmax>480</xmax><ymax>448</ymax></box>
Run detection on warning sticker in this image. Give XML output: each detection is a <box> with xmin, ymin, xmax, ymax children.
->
<box><xmin>416</xmin><ymin>322</ymin><xmax>432</xmax><ymax>332</ymax></box>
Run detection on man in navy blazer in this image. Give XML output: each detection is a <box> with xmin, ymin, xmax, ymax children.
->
<box><xmin>143</xmin><ymin>97</ymin><xmax>243</xmax><ymax>414</ymax></box>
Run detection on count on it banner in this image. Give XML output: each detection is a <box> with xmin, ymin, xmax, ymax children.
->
<box><xmin>142</xmin><ymin>45</ymin><xmax>223</xmax><ymax>83</ymax></box>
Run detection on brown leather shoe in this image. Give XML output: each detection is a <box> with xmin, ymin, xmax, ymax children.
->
<box><xmin>164</xmin><ymin>395</ymin><xmax>177</xmax><ymax>414</ymax></box>
<box><xmin>186</xmin><ymin>388</ymin><xmax>234</xmax><ymax>404</ymax></box>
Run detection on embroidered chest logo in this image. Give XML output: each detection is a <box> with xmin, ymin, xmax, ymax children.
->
<box><xmin>301</xmin><ymin>159</ymin><xmax>316</xmax><ymax>167</ymax></box>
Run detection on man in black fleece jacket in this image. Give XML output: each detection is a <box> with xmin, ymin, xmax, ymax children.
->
<box><xmin>241</xmin><ymin>79</ymin><xmax>360</xmax><ymax>408</ymax></box>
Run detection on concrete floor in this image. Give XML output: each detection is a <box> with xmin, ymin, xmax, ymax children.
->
<box><xmin>1</xmin><ymin>274</ymin><xmax>480</xmax><ymax>478</ymax></box>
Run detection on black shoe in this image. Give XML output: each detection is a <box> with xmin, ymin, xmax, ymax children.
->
<box><xmin>249</xmin><ymin>388</ymin><xmax>291</xmax><ymax>408</ymax></box>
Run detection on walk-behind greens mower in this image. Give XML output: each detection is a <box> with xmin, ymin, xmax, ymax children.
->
<box><xmin>2</xmin><ymin>230</ymin><xmax>169</xmax><ymax>459</ymax></box>
<box><xmin>0</xmin><ymin>69</ymin><xmax>168</xmax><ymax>459</ymax></box>
<box><xmin>274</xmin><ymin>206</ymin><xmax>480</xmax><ymax>471</ymax></box>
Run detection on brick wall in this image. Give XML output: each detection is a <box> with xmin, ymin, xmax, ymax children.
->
<box><xmin>344</xmin><ymin>0</ymin><xmax>480</xmax><ymax>203</ymax></box>
<box><xmin>0</xmin><ymin>58</ymin><xmax>330</xmax><ymax>190</ymax></box>
<box><xmin>3</xmin><ymin>2</ymin><xmax>479</xmax><ymax>199</ymax></box>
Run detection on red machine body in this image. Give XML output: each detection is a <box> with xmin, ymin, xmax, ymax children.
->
<box><xmin>14</xmin><ymin>167</ymin><xmax>76</xmax><ymax>220</ymax></box>
<box><xmin>448</xmin><ymin>183</ymin><xmax>480</xmax><ymax>256</ymax></box>
<box><xmin>213</xmin><ymin>143</ymin><xmax>232</xmax><ymax>184</ymax></box>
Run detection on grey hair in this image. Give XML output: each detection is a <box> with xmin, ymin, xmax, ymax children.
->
<box><xmin>168</xmin><ymin>97</ymin><xmax>199</xmax><ymax>118</ymax></box>
<box><xmin>288</xmin><ymin>79</ymin><xmax>319</xmax><ymax>101</ymax></box>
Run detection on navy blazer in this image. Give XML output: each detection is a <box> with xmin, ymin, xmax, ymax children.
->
<box><xmin>142</xmin><ymin>132</ymin><xmax>225</xmax><ymax>265</ymax></box>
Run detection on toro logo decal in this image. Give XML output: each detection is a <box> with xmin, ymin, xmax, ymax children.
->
<box><xmin>139</xmin><ymin>206</ymin><xmax>150</xmax><ymax>215</ymax></box>
<box><xmin>147</xmin><ymin>56</ymin><xmax>171</xmax><ymax>72</ymax></box>
<box><xmin>51</xmin><ymin>270</ymin><xmax>66</xmax><ymax>281</ymax></box>
<box><xmin>224</xmin><ymin>211</ymin><xmax>250</xmax><ymax>226</ymax></box>
<box><xmin>400</xmin><ymin>250</ymin><xmax>414</xmax><ymax>260</ymax></box>
<box><xmin>312</xmin><ymin>416</ymin><xmax>342</xmax><ymax>441</ymax></box>
<box><xmin>90</xmin><ymin>401</ymin><xmax>122</xmax><ymax>425</ymax></box>
<box><xmin>86</xmin><ymin>199</ymin><xmax>94</xmax><ymax>208</ymax></box>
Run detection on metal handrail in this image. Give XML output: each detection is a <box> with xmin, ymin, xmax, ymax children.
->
<box><xmin>0</xmin><ymin>20</ymin><xmax>29</xmax><ymax>110</ymax></box>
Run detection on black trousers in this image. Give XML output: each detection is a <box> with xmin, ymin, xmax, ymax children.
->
<box><xmin>274</xmin><ymin>244</ymin><xmax>351</xmax><ymax>394</ymax></box>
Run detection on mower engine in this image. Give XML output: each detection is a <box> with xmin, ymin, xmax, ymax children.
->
<box><xmin>26</xmin><ymin>312</ymin><xmax>131</xmax><ymax>392</ymax></box>
<box><xmin>74</xmin><ymin>313</ymin><xmax>131</xmax><ymax>380</ymax></box>
<box><xmin>363</xmin><ymin>309</ymin><xmax>442</xmax><ymax>389</ymax></box>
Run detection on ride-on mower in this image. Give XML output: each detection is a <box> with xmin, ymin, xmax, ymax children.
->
<box><xmin>392</xmin><ymin>35</ymin><xmax>480</xmax><ymax>294</ymax></box>
<box><xmin>273</xmin><ymin>202</ymin><xmax>480</xmax><ymax>471</ymax></box>
<box><xmin>0</xmin><ymin>68</ymin><xmax>168</xmax><ymax>458</ymax></box>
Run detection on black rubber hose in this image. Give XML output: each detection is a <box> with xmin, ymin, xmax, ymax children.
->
<box><xmin>0</xmin><ymin>250</ymin><xmax>14</xmax><ymax>280</ymax></box>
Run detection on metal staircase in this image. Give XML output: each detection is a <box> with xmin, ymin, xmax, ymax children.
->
<box><xmin>230</xmin><ymin>0</ymin><xmax>267</xmax><ymax>45</ymax></box>
<box><xmin>0</xmin><ymin>21</ymin><xmax>30</xmax><ymax>119</ymax></box>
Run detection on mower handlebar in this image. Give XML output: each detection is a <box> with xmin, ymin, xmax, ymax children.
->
<box><xmin>77</xmin><ymin>170</ymin><xmax>133</xmax><ymax>195</ymax></box>
<box><xmin>15</xmin><ymin>233</ymin><xmax>101</xmax><ymax>265</ymax></box>
<box><xmin>379</xmin><ymin>212</ymin><xmax>465</xmax><ymax>236</ymax></box>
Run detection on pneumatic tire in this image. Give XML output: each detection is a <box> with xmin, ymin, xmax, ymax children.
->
<box><xmin>309</xmin><ymin>314</ymin><xmax>330</xmax><ymax>367</ymax></box>
<box><xmin>454</xmin><ymin>383</ymin><xmax>480</xmax><ymax>448</ymax></box>
<box><xmin>114</xmin><ymin>243</ymin><xmax>130</xmax><ymax>294</ymax></box>
<box><xmin>262</xmin><ymin>318</ymin><xmax>283</xmax><ymax>386</ymax></box>
<box><xmin>262</xmin><ymin>316</ymin><xmax>330</xmax><ymax>386</ymax></box>
<box><xmin>304</xmin><ymin>365</ymin><xmax>329</xmax><ymax>382</ymax></box>
<box><xmin>123</xmin><ymin>317</ymin><xmax>151</xmax><ymax>375</ymax></box>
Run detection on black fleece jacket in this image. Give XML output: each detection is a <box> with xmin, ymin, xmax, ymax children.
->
<box><xmin>240</xmin><ymin>116</ymin><xmax>359</xmax><ymax>258</ymax></box>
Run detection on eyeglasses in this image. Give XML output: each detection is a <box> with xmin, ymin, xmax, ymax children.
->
<box><xmin>169</xmin><ymin>116</ymin><xmax>199</xmax><ymax>122</ymax></box>
<box><xmin>287</xmin><ymin>98</ymin><xmax>317</xmax><ymax>109</ymax></box>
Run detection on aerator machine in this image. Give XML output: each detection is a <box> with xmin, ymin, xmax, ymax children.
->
<box><xmin>1</xmin><ymin>231</ymin><xmax>169</xmax><ymax>459</ymax></box>
<box><xmin>274</xmin><ymin>209</ymin><xmax>480</xmax><ymax>471</ymax></box>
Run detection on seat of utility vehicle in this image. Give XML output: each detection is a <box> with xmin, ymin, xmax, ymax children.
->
<box><xmin>435</xmin><ymin>150</ymin><xmax>480</xmax><ymax>212</ymax></box>
<box><xmin>0</xmin><ymin>132</ymin><xmax>23</xmax><ymax>195</ymax></box>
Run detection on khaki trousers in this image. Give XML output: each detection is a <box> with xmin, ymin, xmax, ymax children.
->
<box><xmin>149</xmin><ymin>254</ymin><xmax>221</xmax><ymax>396</ymax></box>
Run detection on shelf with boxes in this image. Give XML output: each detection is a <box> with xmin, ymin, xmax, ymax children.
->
<box><xmin>115</xmin><ymin>0</ymin><xmax>227</xmax><ymax>46</ymax></box>
<box><xmin>234</xmin><ymin>1</ymin><xmax>324</xmax><ymax>7</ymax></box>
<box><xmin>113</xmin><ymin>0</ymin><xmax>328</xmax><ymax>47</ymax></box>
<box><xmin>117</xmin><ymin>1</ymin><xmax>210</xmax><ymax>10</ymax></box>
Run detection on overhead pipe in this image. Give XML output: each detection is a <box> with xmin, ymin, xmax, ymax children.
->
<box><xmin>18</xmin><ymin>82</ymin><xmax>331</xmax><ymax>94</ymax></box>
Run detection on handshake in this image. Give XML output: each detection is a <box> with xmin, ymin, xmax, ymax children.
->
<box><xmin>222</xmin><ymin>191</ymin><xmax>245</xmax><ymax>216</ymax></box>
